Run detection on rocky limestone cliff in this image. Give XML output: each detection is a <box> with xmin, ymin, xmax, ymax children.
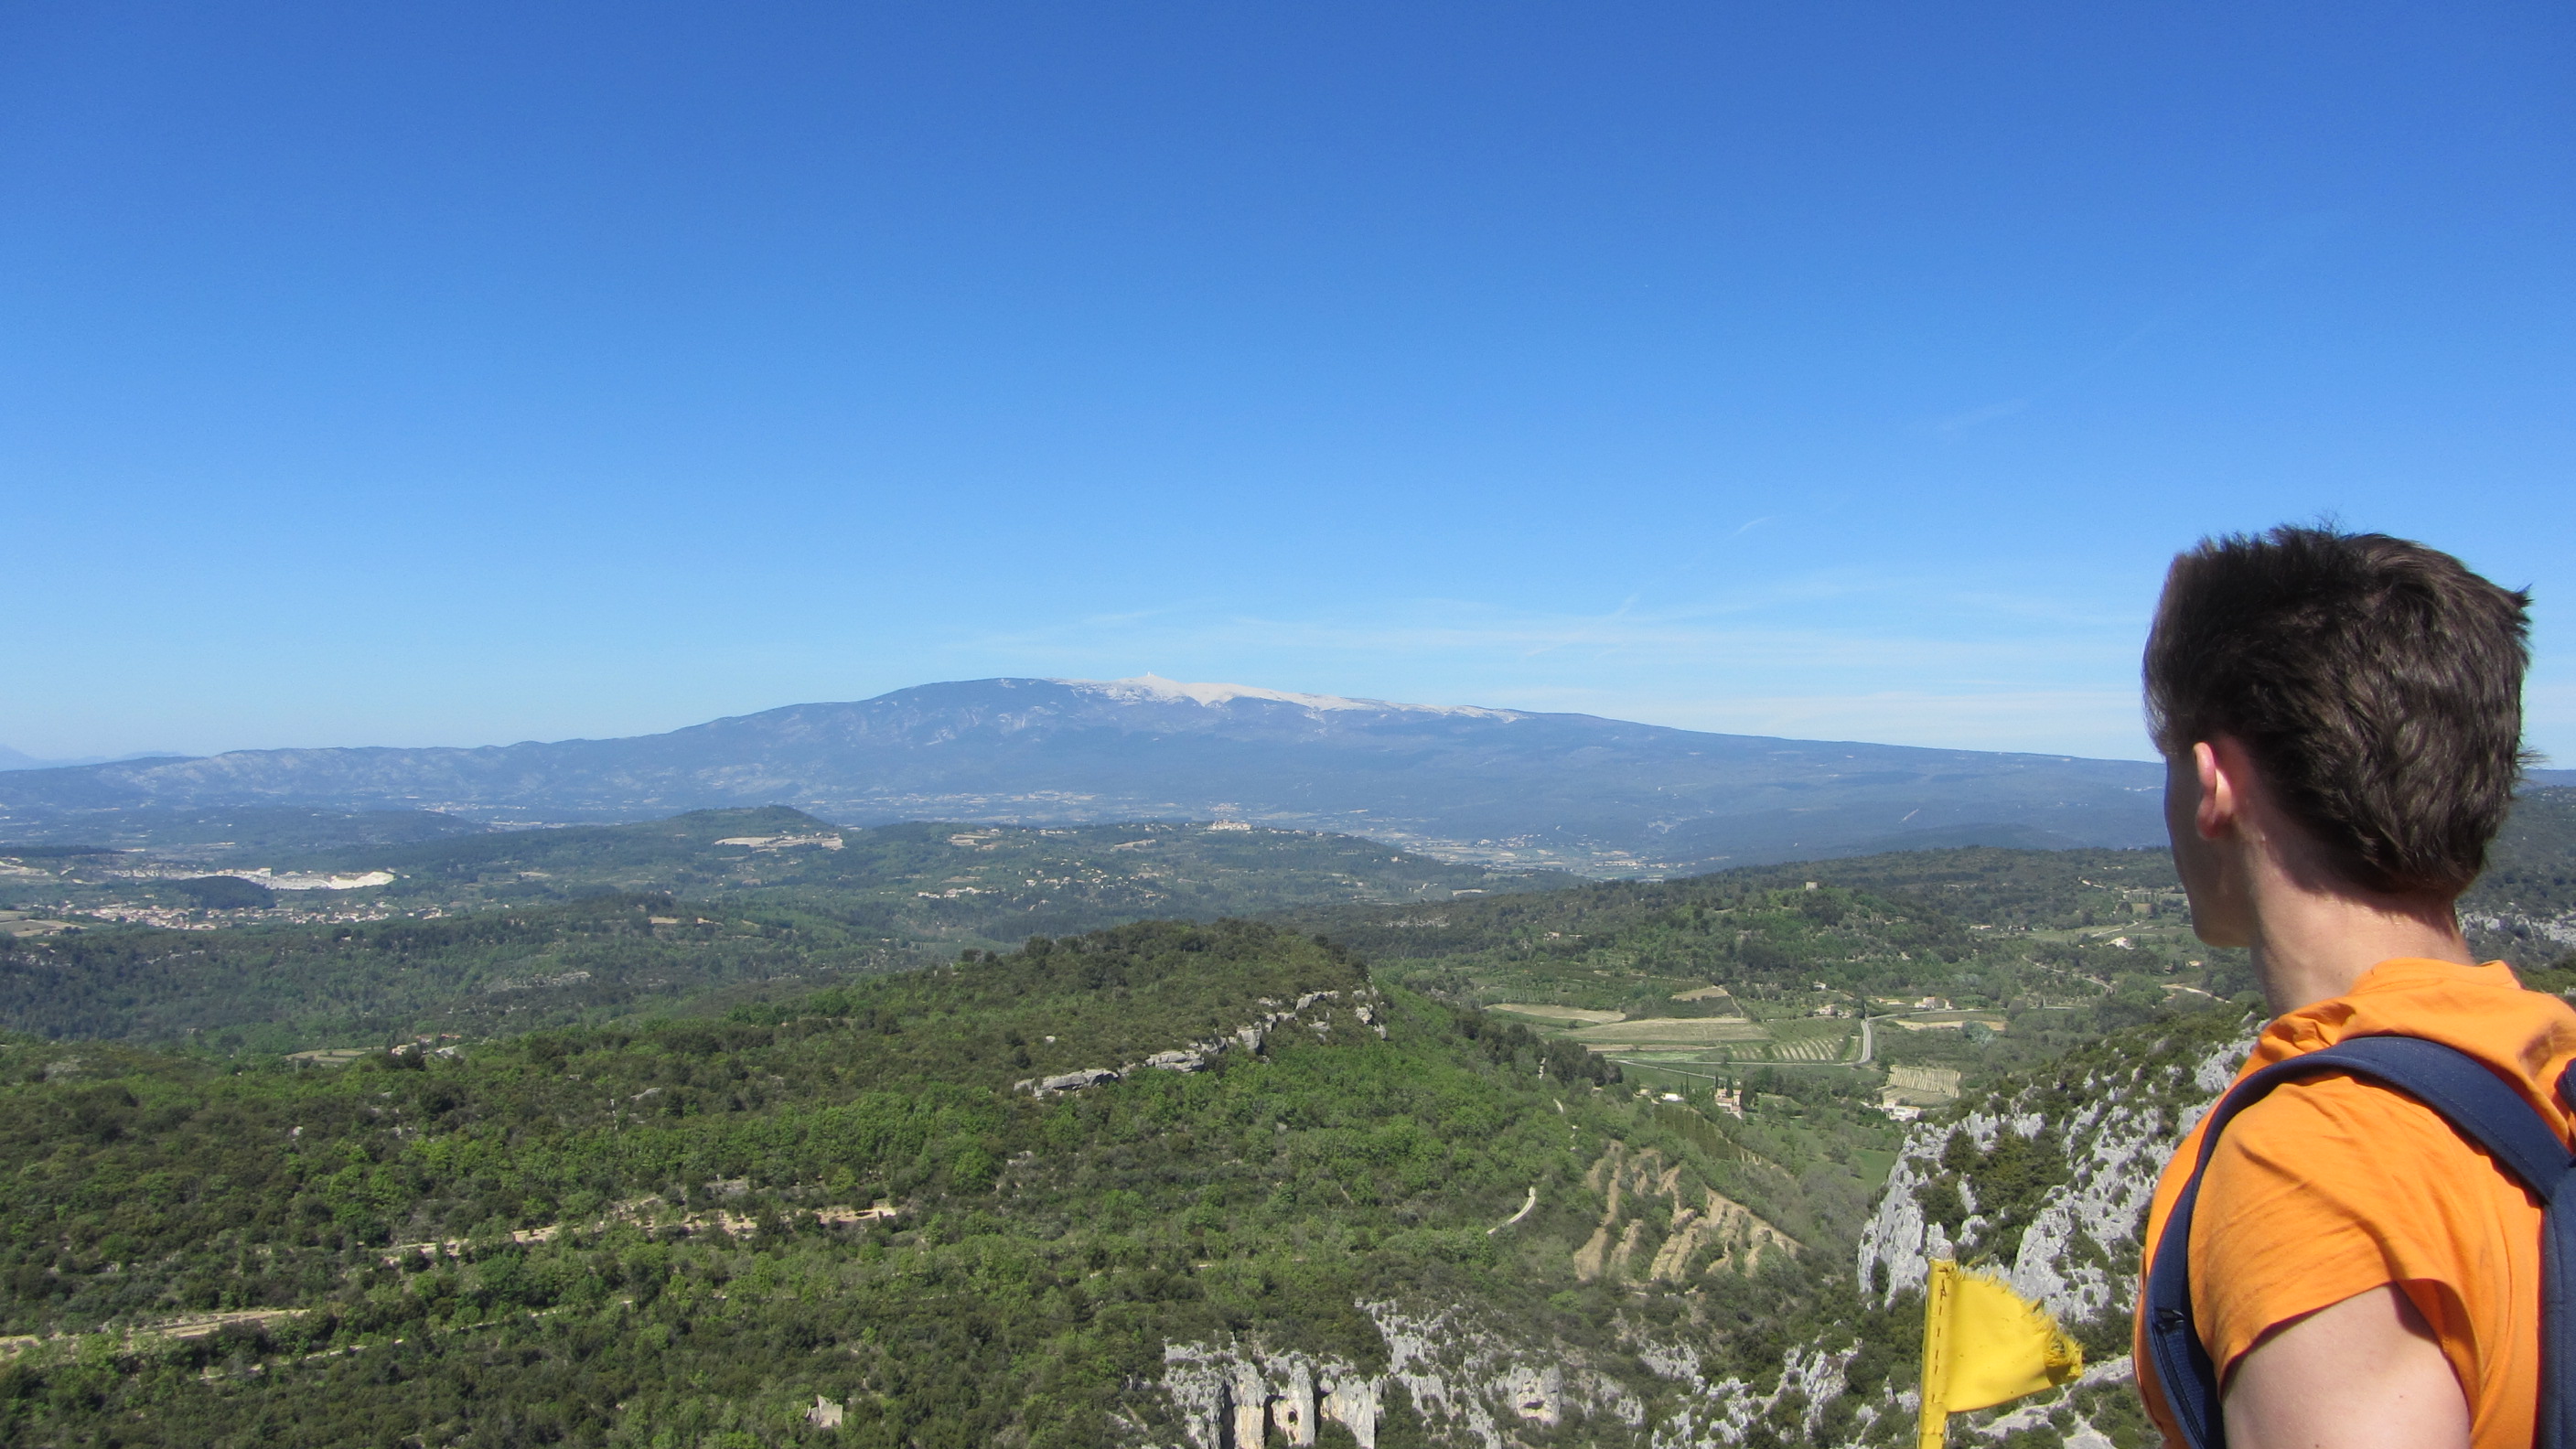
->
<box><xmin>2465</xmin><ymin>905</ymin><xmax>2576</xmax><ymax>960</ymax></box>
<box><xmin>1858</xmin><ymin>1014</ymin><xmax>2250</xmax><ymax>1329</ymax></box>
<box><xmin>1832</xmin><ymin>1010</ymin><xmax>2255</xmax><ymax>1448</ymax></box>
<box><xmin>1158</xmin><ymin>1302</ymin><xmax>1645</xmax><ymax>1449</ymax></box>
<box><xmin>1142</xmin><ymin>1008</ymin><xmax>2259</xmax><ymax>1448</ymax></box>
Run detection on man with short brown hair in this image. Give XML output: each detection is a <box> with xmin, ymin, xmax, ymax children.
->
<box><xmin>2132</xmin><ymin>525</ymin><xmax>2568</xmax><ymax>1449</ymax></box>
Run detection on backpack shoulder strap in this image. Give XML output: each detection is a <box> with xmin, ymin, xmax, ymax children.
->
<box><xmin>2142</xmin><ymin>1035</ymin><xmax>2576</xmax><ymax>1449</ymax></box>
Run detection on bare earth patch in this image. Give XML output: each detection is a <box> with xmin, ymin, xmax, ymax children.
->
<box><xmin>1563</xmin><ymin>1016</ymin><xmax>1770</xmax><ymax>1047</ymax></box>
<box><xmin>1485</xmin><ymin>1004</ymin><xmax>1627</xmax><ymax>1025</ymax></box>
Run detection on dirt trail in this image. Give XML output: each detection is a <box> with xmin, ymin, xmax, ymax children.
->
<box><xmin>2</xmin><ymin>1307</ymin><xmax>313</xmax><ymax>1358</ymax></box>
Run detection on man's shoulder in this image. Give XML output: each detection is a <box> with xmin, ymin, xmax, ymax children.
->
<box><xmin>2204</xmin><ymin>1059</ymin><xmax>2549</xmax><ymax>1268</ymax></box>
<box><xmin>2260</xmin><ymin>961</ymin><xmax>2576</xmax><ymax>1138</ymax></box>
<box><xmin>2222</xmin><ymin>1067</ymin><xmax>2504</xmax><ymax>1170</ymax></box>
<box><xmin>2191</xmin><ymin>1027</ymin><xmax>2554</xmax><ymax>1413</ymax></box>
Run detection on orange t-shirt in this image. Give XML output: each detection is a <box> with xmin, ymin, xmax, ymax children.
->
<box><xmin>2134</xmin><ymin>959</ymin><xmax>2576</xmax><ymax>1449</ymax></box>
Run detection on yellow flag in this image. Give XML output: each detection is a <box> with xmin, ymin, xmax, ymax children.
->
<box><xmin>1917</xmin><ymin>1259</ymin><xmax>2083</xmax><ymax>1449</ymax></box>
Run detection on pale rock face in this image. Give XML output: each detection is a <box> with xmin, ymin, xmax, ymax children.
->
<box><xmin>1160</xmin><ymin>1304</ymin><xmax>1638</xmax><ymax>1449</ymax></box>
<box><xmin>1317</xmin><ymin>1377</ymin><xmax>1382</xmax><ymax>1449</ymax></box>
<box><xmin>2006</xmin><ymin>1098</ymin><xmax>2194</xmax><ymax>1323</ymax></box>
<box><xmin>1838</xmin><ymin>1022</ymin><xmax>2255</xmax><ymax>1445</ymax></box>
<box><xmin>1857</xmin><ymin>1147</ymin><xmax>1942</xmax><ymax>1300</ymax></box>
<box><xmin>2463</xmin><ymin>907</ymin><xmax>2576</xmax><ymax>950</ymax></box>
<box><xmin>2195</xmin><ymin>1038</ymin><xmax>2254</xmax><ymax>1093</ymax></box>
<box><xmin>1499</xmin><ymin>1364</ymin><xmax>1562</xmax><ymax>1426</ymax></box>
<box><xmin>211</xmin><ymin>866</ymin><xmax>397</xmax><ymax>891</ymax></box>
<box><xmin>1229</xmin><ymin>1362</ymin><xmax>1268</xmax><ymax>1449</ymax></box>
<box><xmin>1631</xmin><ymin>1339</ymin><xmax>1701</xmax><ymax>1388</ymax></box>
<box><xmin>1370</xmin><ymin>1302</ymin><xmax>1643</xmax><ymax>1447</ymax></box>
<box><xmin>1161</xmin><ymin>1345</ymin><xmax>1379</xmax><ymax>1449</ymax></box>
<box><xmin>1270</xmin><ymin>1362</ymin><xmax>1317</xmax><ymax>1445</ymax></box>
<box><xmin>1154</xmin><ymin>1020</ymin><xmax>2253</xmax><ymax>1447</ymax></box>
<box><xmin>1638</xmin><ymin>1342</ymin><xmax>1859</xmax><ymax>1448</ymax></box>
<box><xmin>1576</xmin><ymin>1141</ymin><xmax>1798</xmax><ymax>1284</ymax></box>
<box><xmin>1155</xmin><ymin>1347</ymin><xmax>1230</xmax><ymax>1448</ymax></box>
<box><xmin>1015</xmin><ymin>988</ymin><xmax>1389</xmax><ymax>1096</ymax></box>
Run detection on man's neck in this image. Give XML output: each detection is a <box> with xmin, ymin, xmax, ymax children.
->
<box><xmin>2167</xmin><ymin>736</ymin><xmax>2482</xmax><ymax>1017</ymax></box>
<box><xmin>2248</xmin><ymin>882</ymin><xmax>2473</xmax><ymax>1017</ymax></box>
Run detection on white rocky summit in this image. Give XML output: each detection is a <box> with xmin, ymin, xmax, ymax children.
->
<box><xmin>1063</xmin><ymin>673</ymin><xmax>1526</xmax><ymax>720</ymax></box>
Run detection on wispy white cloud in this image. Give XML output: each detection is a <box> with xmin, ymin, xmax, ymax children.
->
<box><xmin>948</xmin><ymin>584</ymin><xmax>2164</xmax><ymax>757</ymax></box>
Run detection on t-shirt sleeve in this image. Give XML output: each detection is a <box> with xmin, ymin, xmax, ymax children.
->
<box><xmin>2189</xmin><ymin>1071</ymin><xmax>2492</xmax><ymax>1381</ymax></box>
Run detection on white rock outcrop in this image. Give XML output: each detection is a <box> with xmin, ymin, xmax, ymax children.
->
<box><xmin>1018</xmin><ymin>989</ymin><xmax>1392</xmax><ymax>1095</ymax></box>
<box><xmin>1144</xmin><ymin>1018</ymin><xmax>2253</xmax><ymax>1448</ymax></box>
<box><xmin>1159</xmin><ymin>1301</ymin><xmax>1640</xmax><ymax>1449</ymax></box>
<box><xmin>1161</xmin><ymin>1343</ymin><xmax>1380</xmax><ymax>1449</ymax></box>
<box><xmin>1860</xmin><ymin>1029</ymin><xmax>2254</xmax><ymax>1326</ymax></box>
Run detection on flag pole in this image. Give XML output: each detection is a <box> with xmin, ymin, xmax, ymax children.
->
<box><xmin>1918</xmin><ymin>1259</ymin><xmax>1956</xmax><ymax>1449</ymax></box>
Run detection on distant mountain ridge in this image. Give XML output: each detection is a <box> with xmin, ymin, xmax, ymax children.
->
<box><xmin>0</xmin><ymin>746</ymin><xmax>187</xmax><ymax>771</ymax></box>
<box><xmin>0</xmin><ymin>674</ymin><xmax>2170</xmax><ymax>874</ymax></box>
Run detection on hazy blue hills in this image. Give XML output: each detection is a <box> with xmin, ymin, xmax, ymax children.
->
<box><xmin>0</xmin><ymin>675</ymin><xmax>2173</xmax><ymax>873</ymax></box>
<box><xmin>0</xmin><ymin>746</ymin><xmax>187</xmax><ymax>771</ymax></box>
<box><xmin>0</xmin><ymin>805</ymin><xmax>491</xmax><ymax>860</ymax></box>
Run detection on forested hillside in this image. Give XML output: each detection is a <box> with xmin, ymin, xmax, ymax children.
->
<box><xmin>0</xmin><ymin>893</ymin><xmax>911</xmax><ymax>1051</ymax></box>
<box><xmin>0</xmin><ymin>911</ymin><xmax>2271</xmax><ymax>1449</ymax></box>
<box><xmin>1284</xmin><ymin>846</ymin><xmax>2244</xmax><ymax>1097</ymax></box>
<box><xmin>4</xmin><ymin>794</ymin><xmax>2568</xmax><ymax>1080</ymax></box>
<box><xmin>0</xmin><ymin>918</ymin><xmax>1900</xmax><ymax>1449</ymax></box>
<box><xmin>0</xmin><ymin>793</ymin><xmax>2564</xmax><ymax>1446</ymax></box>
<box><xmin>1287</xmin><ymin>789</ymin><xmax>2576</xmax><ymax>1100</ymax></box>
<box><xmin>0</xmin><ymin>810</ymin><xmax>1559</xmax><ymax>1051</ymax></box>
<box><xmin>0</xmin><ymin>809</ymin><xmax>1550</xmax><ymax>939</ymax></box>
<box><xmin>312</xmin><ymin>810</ymin><xmax>1546</xmax><ymax>922</ymax></box>
<box><xmin>0</xmin><ymin>807</ymin><xmax>489</xmax><ymax>860</ymax></box>
<box><xmin>2463</xmin><ymin>786</ymin><xmax>2576</xmax><ymax>959</ymax></box>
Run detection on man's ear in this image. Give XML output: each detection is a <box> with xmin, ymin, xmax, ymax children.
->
<box><xmin>2193</xmin><ymin>739</ymin><xmax>2243</xmax><ymax>842</ymax></box>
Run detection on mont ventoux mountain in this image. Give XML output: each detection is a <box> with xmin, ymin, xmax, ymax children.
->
<box><xmin>0</xmin><ymin>675</ymin><xmax>2177</xmax><ymax>875</ymax></box>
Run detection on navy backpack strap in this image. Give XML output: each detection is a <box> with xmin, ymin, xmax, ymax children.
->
<box><xmin>2144</xmin><ymin>1036</ymin><xmax>2576</xmax><ymax>1449</ymax></box>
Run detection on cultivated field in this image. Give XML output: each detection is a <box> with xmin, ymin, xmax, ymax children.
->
<box><xmin>1562</xmin><ymin>1015</ymin><xmax>1769</xmax><ymax>1047</ymax></box>
<box><xmin>1486</xmin><ymin>1004</ymin><xmax>1628</xmax><ymax>1025</ymax></box>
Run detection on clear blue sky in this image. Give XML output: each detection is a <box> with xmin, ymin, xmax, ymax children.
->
<box><xmin>4</xmin><ymin>2</ymin><xmax>2568</xmax><ymax>765</ymax></box>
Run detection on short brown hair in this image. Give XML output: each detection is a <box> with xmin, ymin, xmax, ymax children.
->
<box><xmin>2144</xmin><ymin>525</ymin><xmax>2531</xmax><ymax>896</ymax></box>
